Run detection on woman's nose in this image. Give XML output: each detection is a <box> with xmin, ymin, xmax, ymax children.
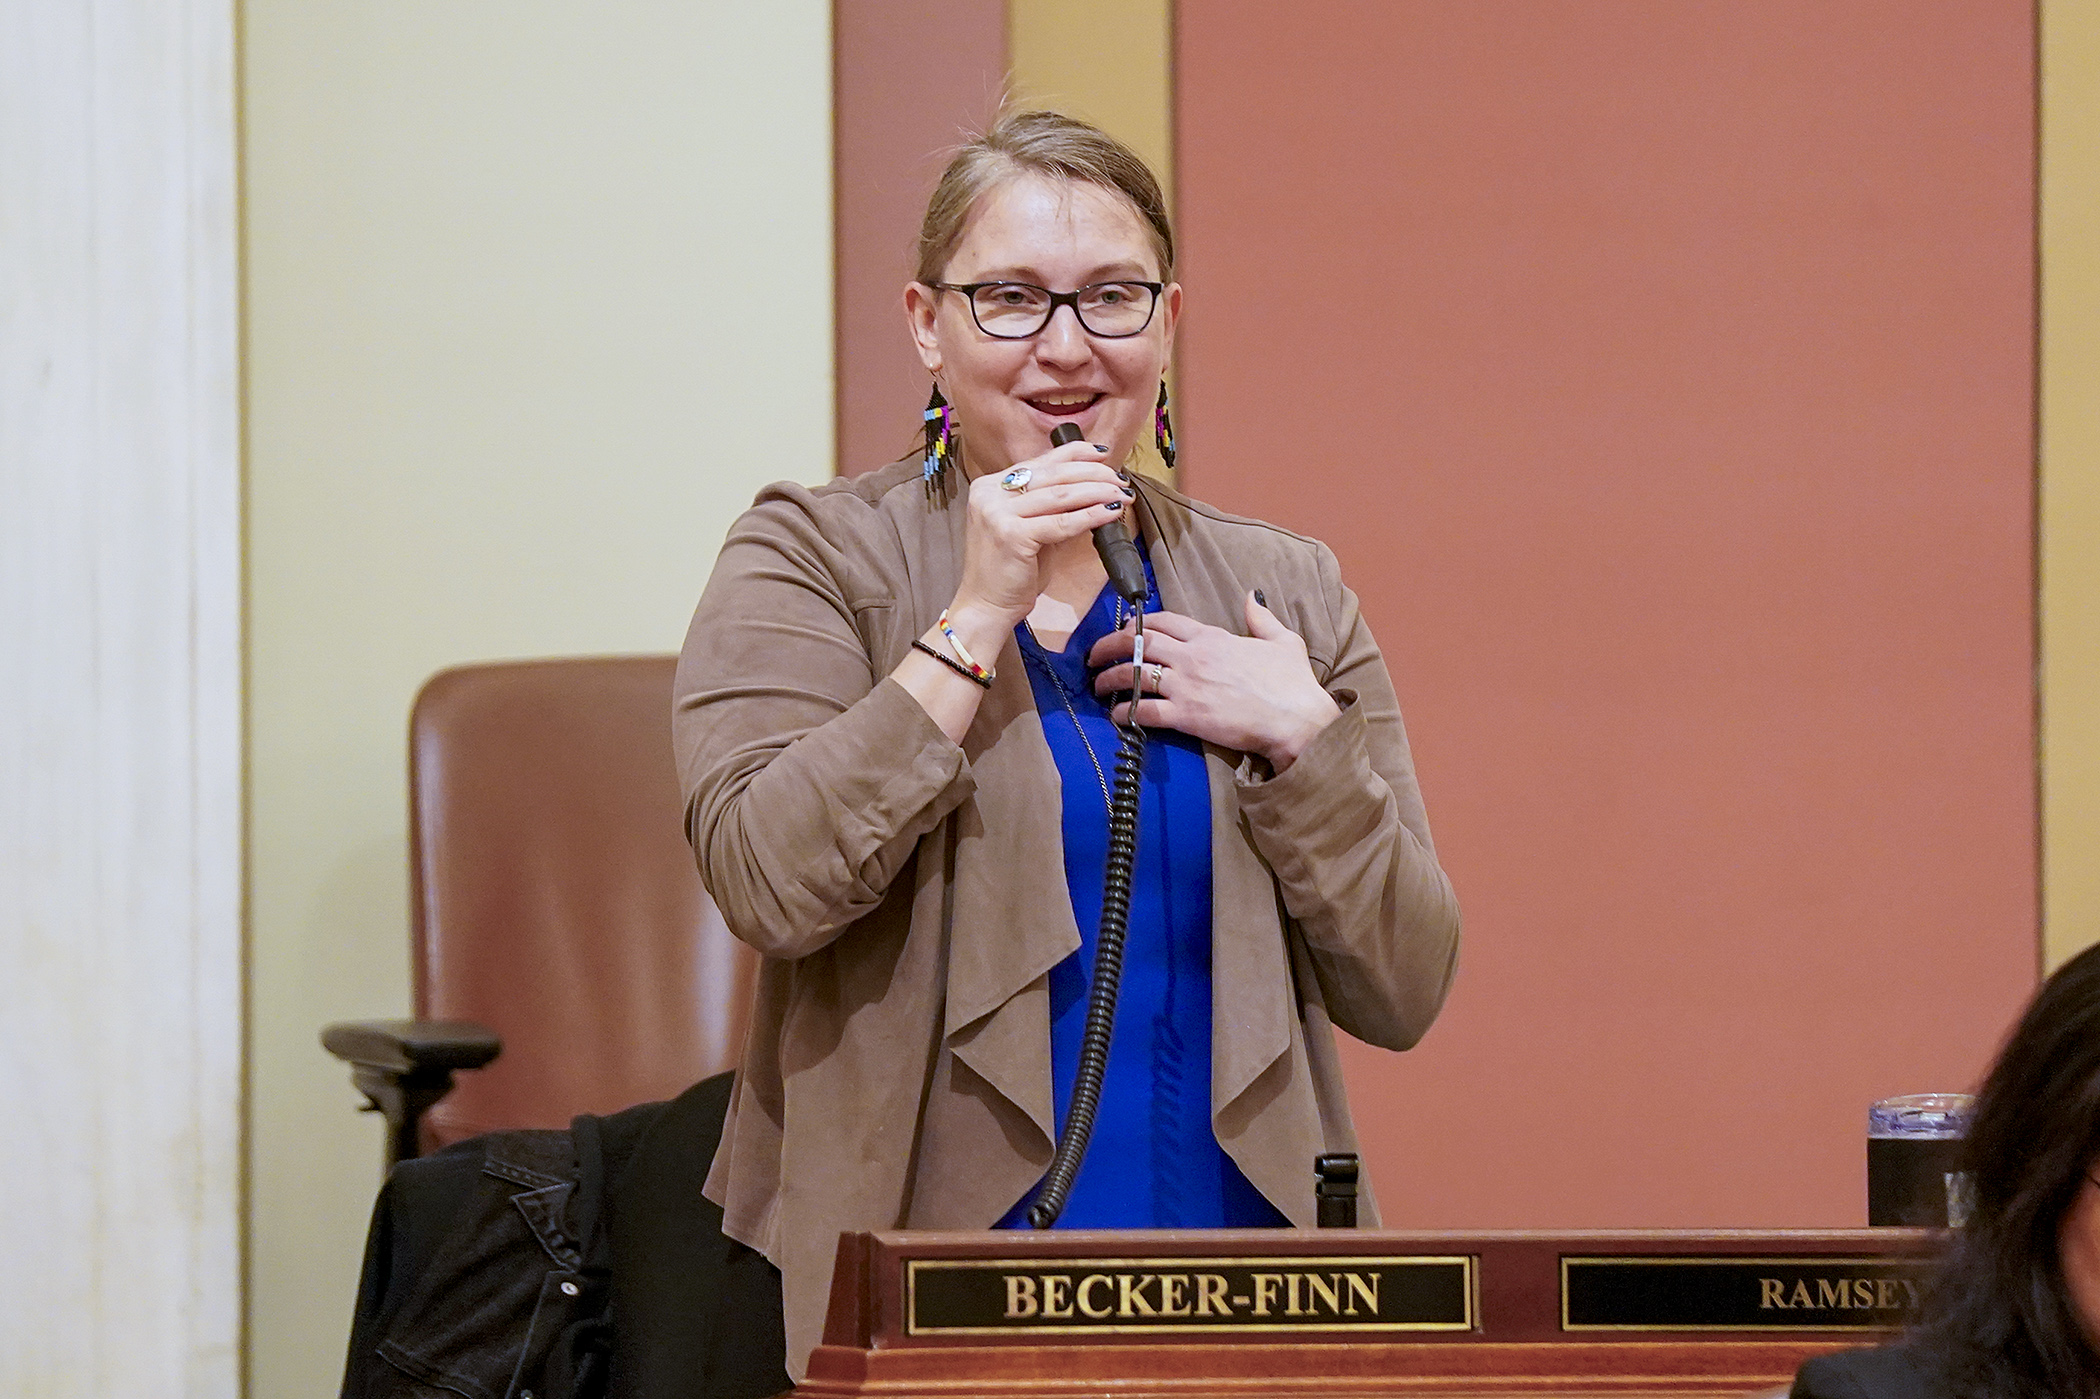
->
<box><xmin>1032</xmin><ymin>304</ymin><xmax>1093</xmax><ymax>366</ymax></box>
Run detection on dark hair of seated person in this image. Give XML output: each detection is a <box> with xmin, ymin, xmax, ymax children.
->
<box><xmin>1906</xmin><ymin>940</ymin><xmax>2100</xmax><ymax>1395</ymax></box>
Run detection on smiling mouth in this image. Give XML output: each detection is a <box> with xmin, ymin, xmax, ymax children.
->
<box><xmin>1025</xmin><ymin>392</ymin><xmax>1104</xmax><ymax>418</ymax></box>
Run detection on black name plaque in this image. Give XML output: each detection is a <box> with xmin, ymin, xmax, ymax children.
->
<box><xmin>905</xmin><ymin>1255</ymin><xmax>1475</xmax><ymax>1336</ymax></box>
<box><xmin>1561</xmin><ymin>1255</ymin><xmax>1933</xmax><ymax>1332</ymax></box>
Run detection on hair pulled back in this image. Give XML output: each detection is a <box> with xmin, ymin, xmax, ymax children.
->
<box><xmin>916</xmin><ymin>109</ymin><xmax>1175</xmax><ymax>285</ymax></box>
<box><xmin>1916</xmin><ymin>941</ymin><xmax>2100</xmax><ymax>1394</ymax></box>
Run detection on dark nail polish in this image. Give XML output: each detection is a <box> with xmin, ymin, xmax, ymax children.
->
<box><xmin>1105</xmin><ymin>500</ymin><xmax>1123</xmax><ymax>512</ymax></box>
<box><xmin>1254</xmin><ymin>589</ymin><xmax>1268</xmax><ymax>607</ymax></box>
<box><xmin>1094</xmin><ymin>443</ymin><xmax>1110</xmax><ymax>452</ymax></box>
<box><xmin>1121</xmin><ymin>485</ymin><xmax>1136</xmax><ymax>498</ymax></box>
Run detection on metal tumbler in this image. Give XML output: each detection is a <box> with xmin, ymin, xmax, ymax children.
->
<box><xmin>1867</xmin><ymin>1093</ymin><xmax>1974</xmax><ymax>1227</ymax></box>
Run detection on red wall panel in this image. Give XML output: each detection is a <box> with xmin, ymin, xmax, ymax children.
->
<box><xmin>1177</xmin><ymin>0</ymin><xmax>2036</xmax><ymax>1226</ymax></box>
<box><xmin>833</xmin><ymin>0</ymin><xmax>1006</xmax><ymax>475</ymax></box>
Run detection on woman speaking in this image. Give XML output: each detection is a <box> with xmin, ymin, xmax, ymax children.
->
<box><xmin>673</xmin><ymin>109</ymin><xmax>1461</xmax><ymax>1378</ymax></box>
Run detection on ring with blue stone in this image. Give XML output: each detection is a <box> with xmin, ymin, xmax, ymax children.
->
<box><xmin>999</xmin><ymin>466</ymin><xmax>1032</xmax><ymax>493</ymax></box>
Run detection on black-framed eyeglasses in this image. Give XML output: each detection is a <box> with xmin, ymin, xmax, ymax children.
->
<box><xmin>931</xmin><ymin>281</ymin><xmax>1164</xmax><ymax>340</ymax></box>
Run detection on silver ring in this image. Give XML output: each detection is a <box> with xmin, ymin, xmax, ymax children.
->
<box><xmin>999</xmin><ymin>466</ymin><xmax>1032</xmax><ymax>493</ymax></box>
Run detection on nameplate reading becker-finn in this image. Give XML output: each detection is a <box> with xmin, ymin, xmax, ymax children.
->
<box><xmin>904</xmin><ymin>1255</ymin><xmax>1474</xmax><ymax>1336</ymax></box>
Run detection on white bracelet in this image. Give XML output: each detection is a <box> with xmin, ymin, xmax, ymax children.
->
<box><xmin>935</xmin><ymin>608</ymin><xmax>994</xmax><ymax>683</ymax></box>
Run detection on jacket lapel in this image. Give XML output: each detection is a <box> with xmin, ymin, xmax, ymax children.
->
<box><xmin>944</xmin><ymin>668</ymin><xmax>1077</xmax><ymax>1140</ymax></box>
<box><xmin>900</xmin><ymin>486</ymin><xmax>1076</xmax><ymax>1142</ymax></box>
<box><xmin>1137</xmin><ymin>482</ymin><xmax>1295</xmax><ymax>1117</ymax></box>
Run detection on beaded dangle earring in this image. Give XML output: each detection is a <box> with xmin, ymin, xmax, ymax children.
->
<box><xmin>921</xmin><ymin>382</ymin><xmax>957</xmax><ymax>498</ymax></box>
<box><xmin>1154</xmin><ymin>379</ymin><xmax>1177</xmax><ymax>472</ymax></box>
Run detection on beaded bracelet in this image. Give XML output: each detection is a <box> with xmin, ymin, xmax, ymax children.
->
<box><xmin>912</xmin><ymin>638</ymin><xmax>993</xmax><ymax>689</ymax></box>
<box><xmin>935</xmin><ymin>609</ymin><xmax>996</xmax><ymax>684</ymax></box>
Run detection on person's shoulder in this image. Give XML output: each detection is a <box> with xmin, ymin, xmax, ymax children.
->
<box><xmin>1791</xmin><ymin>1343</ymin><xmax>1950</xmax><ymax>1399</ymax></box>
<box><xmin>727</xmin><ymin>459</ymin><xmax>946</xmax><ymax>562</ymax></box>
<box><xmin>1138</xmin><ymin>473</ymin><xmax>1336</xmax><ymax>572</ymax></box>
<box><xmin>750</xmin><ymin>458</ymin><xmax>926</xmax><ymax>526</ymax></box>
<box><xmin>1141</xmin><ymin>473</ymin><xmax>1327</xmax><ymax>551</ymax></box>
<box><xmin>1137</xmin><ymin>474</ymin><xmax>1352</xmax><ymax>636</ymax></box>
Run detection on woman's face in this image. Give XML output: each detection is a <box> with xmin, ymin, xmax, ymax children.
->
<box><xmin>906</xmin><ymin>174</ymin><xmax>1181</xmax><ymax>478</ymax></box>
<box><xmin>2061</xmin><ymin>1167</ymin><xmax>2100</xmax><ymax>1343</ymax></box>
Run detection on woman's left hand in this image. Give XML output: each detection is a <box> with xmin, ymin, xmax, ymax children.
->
<box><xmin>1089</xmin><ymin>592</ymin><xmax>1343</xmax><ymax>773</ymax></box>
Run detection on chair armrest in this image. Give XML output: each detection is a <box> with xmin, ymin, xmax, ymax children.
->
<box><xmin>323</xmin><ymin>1018</ymin><xmax>503</xmax><ymax>1074</ymax></box>
<box><xmin>322</xmin><ymin>1018</ymin><xmax>502</xmax><ymax>1168</ymax></box>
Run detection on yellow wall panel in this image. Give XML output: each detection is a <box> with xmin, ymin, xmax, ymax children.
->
<box><xmin>1008</xmin><ymin>0</ymin><xmax>1175</xmax><ymax>479</ymax></box>
<box><xmin>2045</xmin><ymin>0</ymin><xmax>2100</xmax><ymax>969</ymax></box>
<box><xmin>1009</xmin><ymin>0</ymin><xmax>1174</xmax><ymax>207</ymax></box>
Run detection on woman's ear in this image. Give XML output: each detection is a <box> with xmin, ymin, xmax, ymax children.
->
<box><xmin>1158</xmin><ymin>281</ymin><xmax>1183</xmax><ymax>359</ymax></box>
<box><xmin>903</xmin><ymin>282</ymin><xmax>943</xmax><ymax>373</ymax></box>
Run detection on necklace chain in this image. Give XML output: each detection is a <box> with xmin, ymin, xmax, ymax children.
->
<box><xmin>1024</xmin><ymin>648</ymin><xmax>1114</xmax><ymax>816</ymax></box>
<box><xmin>1020</xmin><ymin>594</ymin><xmax>1133</xmax><ymax>819</ymax></box>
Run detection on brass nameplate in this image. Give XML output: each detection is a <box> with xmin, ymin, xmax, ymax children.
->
<box><xmin>905</xmin><ymin>1255</ymin><xmax>1475</xmax><ymax>1336</ymax></box>
<box><xmin>1561</xmin><ymin>1255</ymin><xmax>1932</xmax><ymax>1332</ymax></box>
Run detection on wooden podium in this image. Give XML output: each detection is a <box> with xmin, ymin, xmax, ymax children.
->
<box><xmin>795</xmin><ymin>1228</ymin><xmax>1935</xmax><ymax>1397</ymax></box>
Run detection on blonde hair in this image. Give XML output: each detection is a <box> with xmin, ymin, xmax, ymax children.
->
<box><xmin>915</xmin><ymin>109</ymin><xmax>1175</xmax><ymax>284</ymax></box>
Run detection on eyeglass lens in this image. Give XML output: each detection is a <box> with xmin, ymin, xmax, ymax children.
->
<box><xmin>971</xmin><ymin>283</ymin><xmax>1156</xmax><ymax>338</ymax></box>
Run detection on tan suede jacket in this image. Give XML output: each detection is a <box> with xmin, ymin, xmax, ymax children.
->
<box><xmin>672</xmin><ymin>458</ymin><xmax>1461</xmax><ymax>1378</ymax></box>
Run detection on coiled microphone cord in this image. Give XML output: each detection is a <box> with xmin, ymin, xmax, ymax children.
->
<box><xmin>1028</xmin><ymin>609</ymin><xmax>1146</xmax><ymax>1229</ymax></box>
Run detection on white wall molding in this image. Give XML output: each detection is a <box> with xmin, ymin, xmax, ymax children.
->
<box><xmin>0</xmin><ymin>1</ymin><xmax>243</xmax><ymax>1394</ymax></box>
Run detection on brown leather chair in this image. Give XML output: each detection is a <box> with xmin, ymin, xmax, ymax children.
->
<box><xmin>324</xmin><ymin>655</ymin><xmax>757</xmax><ymax>1165</ymax></box>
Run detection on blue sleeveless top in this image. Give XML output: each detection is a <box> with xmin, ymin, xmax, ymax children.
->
<box><xmin>997</xmin><ymin>554</ymin><xmax>1286</xmax><ymax>1229</ymax></box>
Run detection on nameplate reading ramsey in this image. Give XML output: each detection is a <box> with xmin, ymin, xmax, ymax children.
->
<box><xmin>905</xmin><ymin>1255</ymin><xmax>1475</xmax><ymax>1336</ymax></box>
<box><xmin>1561</xmin><ymin>1256</ymin><xmax>1933</xmax><ymax>1332</ymax></box>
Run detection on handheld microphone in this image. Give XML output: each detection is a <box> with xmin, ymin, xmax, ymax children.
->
<box><xmin>1050</xmin><ymin>422</ymin><xmax>1146</xmax><ymax>602</ymax></box>
<box><xmin>1028</xmin><ymin>422</ymin><xmax>1150</xmax><ymax>1229</ymax></box>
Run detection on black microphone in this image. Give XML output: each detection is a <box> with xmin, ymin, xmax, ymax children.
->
<box><xmin>1051</xmin><ymin>422</ymin><xmax>1146</xmax><ymax>602</ymax></box>
<box><xmin>1029</xmin><ymin>421</ymin><xmax>1148</xmax><ymax>1230</ymax></box>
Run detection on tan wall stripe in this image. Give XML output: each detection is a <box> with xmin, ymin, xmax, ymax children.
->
<box><xmin>1008</xmin><ymin>0</ymin><xmax>1174</xmax><ymax>207</ymax></box>
<box><xmin>2044</xmin><ymin>0</ymin><xmax>2100</xmax><ymax>969</ymax></box>
<box><xmin>1009</xmin><ymin>0</ymin><xmax>1176</xmax><ymax>479</ymax></box>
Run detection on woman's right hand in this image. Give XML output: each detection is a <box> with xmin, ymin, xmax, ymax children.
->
<box><xmin>947</xmin><ymin>439</ymin><xmax>1135</xmax><ymax>632</ymax></box>
<box><xmin>903</xmin><ymin>438</ymin><xmax>1131</xmax><ymax>745</ymax></box>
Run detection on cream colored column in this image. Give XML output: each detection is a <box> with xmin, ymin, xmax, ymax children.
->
<box><xmin>241</xmin><ymin>3</ymin><xmax>831</xmax><ymax>1393</ymax></box>
<box><xmin>1009</xmin><ymin>0</ymin><xmax>1178</xmax><ymax>479</ymax></box>
<box><xmin>0</xmin><ymin>2</ymin><xmax>242</xmax><ymax>1394</ymax></box>
<box><xmin>2044</xmin><ymin>0</ymin><xmax>2100</xmax><ymax>970</ymax></box>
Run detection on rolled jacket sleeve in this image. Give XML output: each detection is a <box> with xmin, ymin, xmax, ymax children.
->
<box><xmin>674</xmin><ymin>485</ymin><xmax>975</xmax><ymax>961</ymax></box>
<box><xmin>1232</xmin><ymin>543</ymin><xmax>1460</xmax><ymax>1050</ymax></box>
